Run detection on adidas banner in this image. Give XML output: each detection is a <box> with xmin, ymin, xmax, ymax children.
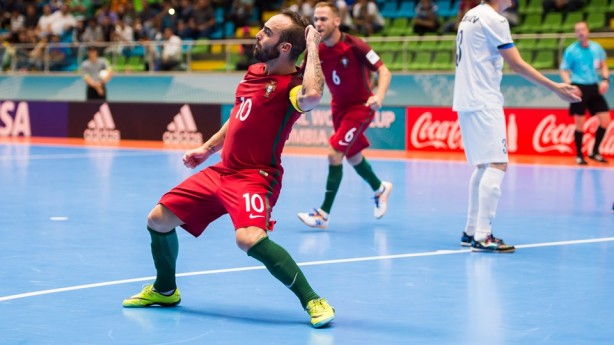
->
<box><xmin>67</xmin><ymin>102</ymin><xmax>221</xmax><ymax>145</ymax></box>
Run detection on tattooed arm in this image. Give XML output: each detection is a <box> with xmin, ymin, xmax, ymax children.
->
<box><xmin>296</xmin><ymin>25</ymin><xmax>324</xmax><ymax>112</ymax></box>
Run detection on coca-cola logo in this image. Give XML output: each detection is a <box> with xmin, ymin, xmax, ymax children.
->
<box><xmin>410</xmin><ymin>111</ymin><xmax>463</xmax><ymax>150</ymax></box>
<box><xmin>532</xmin><ymin>114</ymin><xmax>574</xmax><ymax>153</ymax></box>
<box><xmin>533</xmin><ymin>115</ymin><xmax>614</xmax><ymax>155</ymax></box>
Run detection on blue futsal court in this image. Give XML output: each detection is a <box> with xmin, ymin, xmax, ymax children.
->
<box><xmin>1</xmin><ymin>143</ymin><xmax>613</xmax><ymax>344</ymax></box>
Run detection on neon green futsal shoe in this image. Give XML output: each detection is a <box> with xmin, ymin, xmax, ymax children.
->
<box><xmin>306</xmin><ymin>298</ymin><xmax>335</xmax><ymax>328</ymax></box>
<box><xmin>122</xmin><ymin>284</ymin><xmax>181</xmax><ymax>307</ymax></box>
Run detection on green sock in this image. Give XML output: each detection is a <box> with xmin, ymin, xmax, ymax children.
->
<box><xmin>247</xmin><ymin>237</ymin><xmax>319</xmax><ymax>308</ymax></box>
<box><xmin>352</xmin><ymin>157</ymin><xmax>381</xmax><ymax>191</ymax></box>
<box><xmin>320</xmin><ymin>164</ymin><xmax>343</xmax><ymax>214</ymax></box>
<box><xmin>148</xmin><ymin>227</ymin><xmax>179</xmax><ymax>292</ymax></box>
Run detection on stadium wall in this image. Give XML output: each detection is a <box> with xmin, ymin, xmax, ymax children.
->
<box><xmin>0</xmin><ymin>74</ymin><xmax>612</xmax><ymax>157</ymax></box>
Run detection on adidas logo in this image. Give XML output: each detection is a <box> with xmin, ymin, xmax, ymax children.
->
<box><xmin>163</xmin><ymin>104</ymin><xmax>203</xmax><ymax>146</ymax></box>
<box><xmin>83</xmin><ymin>103</ymin><xmax>121</xmax><ymax>143</ymax></box>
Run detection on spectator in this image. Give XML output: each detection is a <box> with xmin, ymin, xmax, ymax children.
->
<box><xmin>228</xmin><ymin>0</ymin><xmax>255</xmax><ymax>28</ymax></box>
<box><xmin>160</xmin><ymin>27</ymin><xmax>183</xmax><ymax>71</ymax></box>
<box><xmin>332</xmin><ymin>0</ymin><xmax>354</xmax><ymax>32</ymax></box>
<box><xmin>9</xmin><ymin>8</ymin><xmax>25</xmax><ymax>40</ymax></box>
<box><xmin>176</xmin><ymin>0</ymin><xmax>194</xmax><ymax>25</ymax></box>
<box><xmin>97</xmin><ymin>3</ymin><xmax>118</xmax><ymax>26</ymax></box>
<box><xmin>503</xmin><ymin>0</ymin><xmax>519</xmax><ymax>26</ymax></box>
<box><xmin>118</xmin><ymin>1</ymin><xmax>139</xmax><ymax>26</ymax></box>
<box><xmin>189</xmin><ymin>0</ymin><xmax>216</xmax><ymax>39</ymax></box>
<box><xmin>81</xmin><ymin>45</ymin><xmax>112</xmax><ymax>100</ymax></box>
<box><xmin>82</xmin><ymin>18</ymin><xmax>104</xmax><ymax>44</ymax></box>
<box><xmin>352</xmin><ymin>0</ymin><xmax>385</xmax><ymax>36</ymax></box>
<box><xmin>23</xmin><ymin>4</ymin><xmax>38</xmax><ymax>31</ymax></box>
<box><xmin>445</xmin><ymin>0</ymin><xmax>479</xmax><ymax>33</ymax></box>
<box><xmin>50</xmin><ymin>4</ymin><xmax>77</xmax><ymax>38</ymax></box>
<box><xmin>289</xmin><ymin>0</ymin><xmax>315</xmax><ymax>19</ymax></box>
<box><xmin>37</xmin><ymin>4</ymin><xmax>54</xmax><ymax>38</ymax></box>
<box><xmin>114</xmin><ymin>17</ymin><xmax>135</xmax><ymax>56</ymax></box>
<box><xmin>543</xmin><ymin>0</ymin><xmax>585</xmax><ymax>14</ymax></box>
<box><xmin>413</xmin><ymin>0</ymin><xmax>439</xmax><ymax>35</ymax></box>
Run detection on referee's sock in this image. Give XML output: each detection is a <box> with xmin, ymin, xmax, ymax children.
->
<box><xmin>592</xmin><ymin>126</ymin><xmax>607</xmax><ymax>155</ymax></box>
<box><xmin>574</xmin><ymin>130</ymin><xmax>584</xmax><ymax>157</ymax></box>
<box><xmin>475</xmin><ymin>168</ymin><xmax>505</xmax><ymax>242</ymax></box>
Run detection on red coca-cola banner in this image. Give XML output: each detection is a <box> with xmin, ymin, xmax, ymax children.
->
<box><xmin>406</xmin><ymin>107</ymin><xmax>614</xmax><ymax>157</ymax></box>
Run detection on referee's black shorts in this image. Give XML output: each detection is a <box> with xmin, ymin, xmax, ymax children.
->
<box><xmin>87</xmin><ymin>85</ymin><xmax>106</xmax><ymax>100</ymax></box>
<box><xmin>570</xmin><ymin>83</ymin><xmax>609</xmax><ymax>116</ymax></box>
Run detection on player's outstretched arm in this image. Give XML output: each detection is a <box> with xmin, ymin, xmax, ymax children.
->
<box><xmin>366</xmin><ymin>64</ymin><xmax>391</xmax><ymax>110</ymax></box>
<box><xmin>501</xmin><ymin>46</ymin><xmax>581</xmax><ymax>103</ymax></box>
<box><xmin>296</xmin><ymin>25</ymin><xmax>324</xmax><ymax>112</ymax></box>
<box><xmin>183</xmin><ymin>120</ymin><xmax>229</xmax><ymax>169</ymax></box>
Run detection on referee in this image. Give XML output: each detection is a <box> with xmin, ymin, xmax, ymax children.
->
<box><xmin>560</xmin><ymin>21</ymin><xmax>611</xmax><ymax>165</ymax></box>
<box><xmin>81</xmin><ymin>46</ymin><xmax>112</xmax><ymax>101</ymax></box>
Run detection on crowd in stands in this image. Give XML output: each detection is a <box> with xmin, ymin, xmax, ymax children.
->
<box><xmin>0</xmin><ymin>0</ymin><xmax>605</xmax><ymax>72</ymax></box>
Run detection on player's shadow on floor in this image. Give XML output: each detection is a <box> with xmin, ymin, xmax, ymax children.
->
<box><xmin>176</xmin><ymin>304</ymin><xmax>309</xmax><ymax>326</ymax></box>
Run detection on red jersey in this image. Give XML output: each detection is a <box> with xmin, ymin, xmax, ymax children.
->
<box><xmin>220</xmin><ymin>63</ymin><xmax>302</xmax><ymax>176</ymax></box>
<box><xmin>319</xmin><ymin>33</ymin><xmax>383</xmax><ymax>111</ymax></box>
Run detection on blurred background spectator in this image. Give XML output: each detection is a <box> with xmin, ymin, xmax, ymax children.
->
<box><xmin>352</xmin><ymin>0</ymin><xmax>384</xmax><ymax>36</ymax></box>
<box><xmin>543</xmin><ymin>0</ymin><xmax>585</xmax><ymax>14</ymax></box>
<box><xmin>413</xmin><ymin>0</ymin><xmax>439</xmax><ymax>35</ymax></box>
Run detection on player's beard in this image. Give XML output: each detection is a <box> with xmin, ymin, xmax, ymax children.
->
<box><xmin>254</xmin><ymin>39</ymin><xmax>282</xmax><ymax>62</ymax></box>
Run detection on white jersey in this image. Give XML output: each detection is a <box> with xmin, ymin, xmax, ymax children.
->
<box><xmin>453</xmin><ymin>4</ymin><xmax>514</xmax><ymax>111</ymax></box>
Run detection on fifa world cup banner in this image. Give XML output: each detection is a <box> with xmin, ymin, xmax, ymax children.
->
<box><xmin>286</xmin><ymin>106</ymin><xmax>406</xmax><ymax>150</ymax></box>
<box><xmin>406</xmin><ymin>107</ymin><xmax>614</xmax><ymax>157</ymax></box>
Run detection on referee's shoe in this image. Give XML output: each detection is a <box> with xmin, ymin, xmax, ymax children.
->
<box><xmin>588</xmin><ymin>153</ymin><xmax>609</xmax><ymax>163</ymax></box>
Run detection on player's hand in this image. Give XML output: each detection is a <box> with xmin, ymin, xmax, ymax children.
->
<box><xmin>599</xmin><ymin>80</ymin><xmax>609</xmax><ymax>95</ymax></box>
<box><xmin>182</xmin><ymin>146</ymin><xmax>211</xmax><ymax>169</ymax></box>
<box><xmin>555</xmin><ymin>83</ymin><xmax>582</xmax><ymax>103</ymax></box>
<box><xmin>365</xmin><ymin>95</ymin><xmax>383</xmax><ymax>110</ymax></box>
<box><xmin>305</xmin><ymin>25</ymin><xmax>321</xmax><ymax>47</ymax></box>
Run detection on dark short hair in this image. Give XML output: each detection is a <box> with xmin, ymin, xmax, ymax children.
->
<box><xmin>278</xmin><ymin>9</ymin><xmax>310</xmax><ymax>61</ymax></box>
<box><xmin>87</xmin><ymin>45</ymin><xmax>98</xmax><ymax>52</ymax></box>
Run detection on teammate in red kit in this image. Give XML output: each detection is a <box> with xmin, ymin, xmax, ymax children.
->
<box><xmin>122</xmin><ymin>10</ymin><xmax>335</xmax><ymax>328</ymax></box>
<box><xmin>298</xmin><ymin>2</ymin><xmax>393</xmax><ymax>229</ymax></box>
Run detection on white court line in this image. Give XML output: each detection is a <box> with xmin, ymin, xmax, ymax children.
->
<box><xmin>0</xmin><ymin>151</ymin><xmax>167</xmax><ymax>161</ymax></box>
<box><xmin>1</xmin><ymin>236</ymin><xmax>613</xmax><ymax>303</ymax></box>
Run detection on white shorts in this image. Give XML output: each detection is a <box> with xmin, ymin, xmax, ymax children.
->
<box><xmin>457</xmin><ymin>108</ymin><xmax>509</xmax><ymax>166</ymax></box>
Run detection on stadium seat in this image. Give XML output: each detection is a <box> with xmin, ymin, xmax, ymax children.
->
<box><xmin>397</xmin><ymin>1</ymin><xmax>417</xmax><ymax>18</ymax></box>
<box><xmin>407</xmin><ymin>51</ymin><xmax>432</xmax><ymax>70</ymax></box>
<box><xmin>585</xmin><ymin>0</ymin><xmax>609</xmax><ymax>13</ymax></box>
<box><xmin>515</xmin><ymin>13</ymin><xmax>542</xmax><ymax>33</ymax></box>
<box><xmin>380</xmin><ymin>1</ymin><xmax>399</xmax><ymax>19</ymax></box>
<box><xmin>562</xmin><ymin>12</ymin><xmax>584</xmax><ymax>32</ymax></box>
<box><xmin>540</xmin><ymin>12</ymin><xmax>563</xmax><ymax>33</ymax></box>
<box><xmin>586</xmin><ymin>12</ymin><xmax>606</xmax><ymax>30</ymax></box>
<box><xmin>515</xmin><ymin>38</ymin><xmax>538</xmax><ymax>51</ymax></box>
<box><xmin>384</xmin><ymin>18</ymin><xmax>409</xmax><ymax>36</ymax></box>
<box><xmin>531</xmin><ymin>50</ymin><xmax>556</xmax><ymax>69</ymax></box>
<box><xmin>431</xmin><ymin>51</ymin><xmax>453</xmax><ymax>70</ymax></box>
<box><xmin>521</xmin><ymin>0</ymin><xmax>543</xmax><ymax>14</ymax></box>
<box><xmin>536</xmin><ymin>37</ymin><xmax>558</xmax><ymax>50</ymax></box>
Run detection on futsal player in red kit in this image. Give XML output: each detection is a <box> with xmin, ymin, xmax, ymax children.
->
<box><xmin>122</xmin><ymin>10</ymin><xmax>335</xmax><ymax>328</ymax></box>
<box><xmin>298</xmin><ymin>2</ymin><xmax>393</xmax><ymax>229</ymax></box>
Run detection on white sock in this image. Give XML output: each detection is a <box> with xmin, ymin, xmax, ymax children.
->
<box><xmin>474</xmin><ymin>167</ymin><xmax>505</xmax><ymax>242</ymax></box>
<box><xmin>464</xmin><ymin>167</ymin><xmax>486</xmax><ymax>236</ymax></box>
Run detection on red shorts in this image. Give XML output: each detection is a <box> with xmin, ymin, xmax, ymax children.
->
<box><xmin>159</xmin><ymin>165</ymin><xmax>281</xmax><ymax>237</ymax></box>
<box><xmin>330</xmin><ymin>104</ymin><xmax>374</xmax><ymax>158</ymax></box>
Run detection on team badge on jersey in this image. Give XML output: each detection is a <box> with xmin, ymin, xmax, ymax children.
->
<box><xmin>341</xmin><ymin>57</ymin><xmax>348</xmax><ymax>68</ymax></box>
<box><xmin>264</xmin><ymin>80</ymin><xmax>277</xmax><ymax>98</ymax></box>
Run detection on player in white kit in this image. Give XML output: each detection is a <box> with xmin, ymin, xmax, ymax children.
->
<box><xmin>453</xmin><ymin>0</ymin><xmax>581</xmax><ymax>253</ymax></box>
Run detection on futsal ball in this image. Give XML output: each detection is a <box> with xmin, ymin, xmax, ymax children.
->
<box><xmin>99</xmin><ymin>69</ymin><xmax>109</xmax><ymax>80</ymax></box>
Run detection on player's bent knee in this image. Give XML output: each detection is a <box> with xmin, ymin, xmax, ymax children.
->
<box><xmin>147</xmin><ymin>204</ymin><xmax>178</xmax><ymax>233</ymax></box>
<box><xmin>235</xmin><ymin>227</ymin><xmax>267</xmax><ymax>252</ymax></box>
